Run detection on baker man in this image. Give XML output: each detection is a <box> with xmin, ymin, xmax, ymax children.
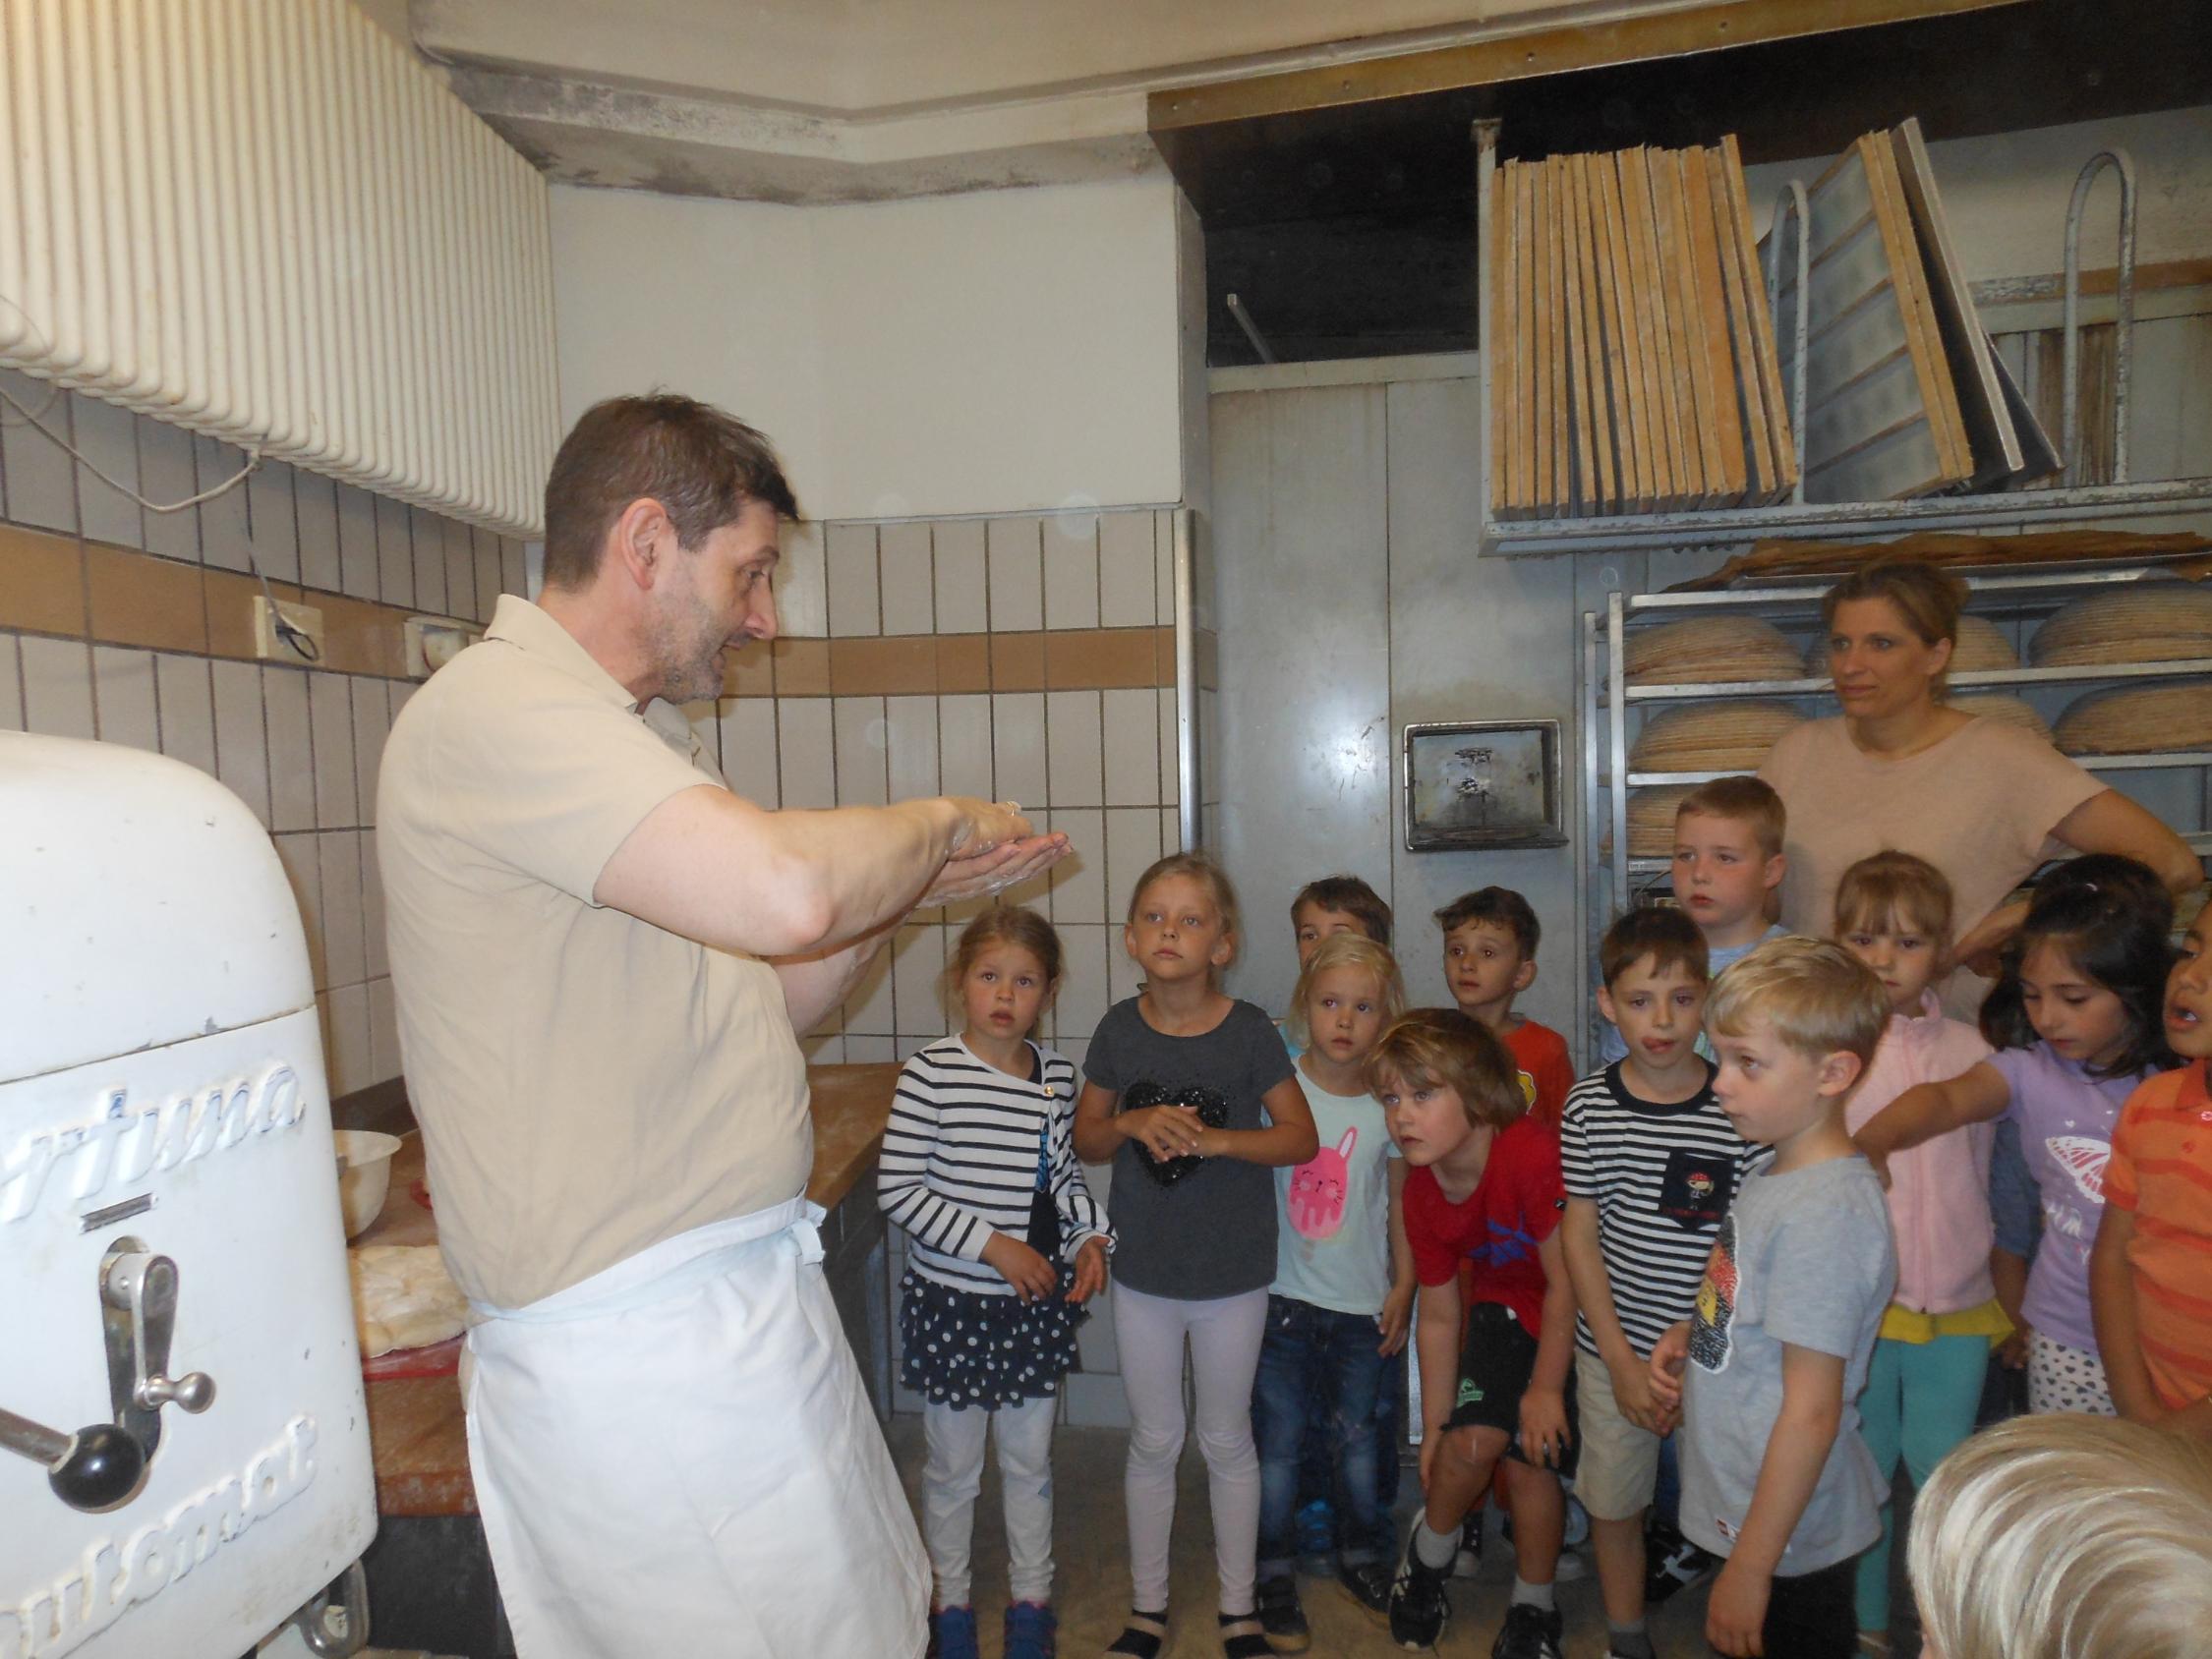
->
<box><xmin>378</xmin><ymin>393</ymin><xmax>1068</xmax><ymax>1658</ymax></box>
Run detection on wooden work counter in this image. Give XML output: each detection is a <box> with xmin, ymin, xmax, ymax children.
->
<box><xmin>362</xmin><ymin>1062</ymin><xmax>902</xmax><ymax>1516</ymax></box>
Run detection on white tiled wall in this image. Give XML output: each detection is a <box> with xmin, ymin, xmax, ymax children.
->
<box><xmin>1</xmin><ymin>388</ymin><xmax>528</xmax><ymax>1105</ymax></box>
<box><xmin>719</xmin><ymin>505</ymin><xmax>1189</xmax><ymax>1426</ymax></box>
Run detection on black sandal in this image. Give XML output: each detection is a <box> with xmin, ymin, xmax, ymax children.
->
<box><xmin>1105</xmin><ymin>1609</ymin><xmax>1167</xmax><ymax>1658</ymax></box>
<box><xmin>1218</xmin><ymin>1611</ymin><xmax>1271</xmax><ymax>1659</ymax></box>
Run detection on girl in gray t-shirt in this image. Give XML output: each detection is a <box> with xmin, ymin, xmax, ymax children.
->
<box><xmin>1072</xmin><ymin>854</ymin><xmax>1312</xmax><ymax>1659</ymax></box>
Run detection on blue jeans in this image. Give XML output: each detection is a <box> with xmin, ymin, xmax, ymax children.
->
<box><xmin>1252</xmin><ymin>1294</ymin><xmax>1390</xmax><ymax>1573</ymax></box>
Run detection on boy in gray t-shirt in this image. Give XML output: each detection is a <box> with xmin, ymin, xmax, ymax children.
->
<box><xmin>1649</xmin><ymin>938</ymin><xmax>1896</xmax><ymax>1659</ymax></box>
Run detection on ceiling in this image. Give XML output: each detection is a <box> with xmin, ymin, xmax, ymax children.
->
<box><xmin>1171</xmin><ymin>0</ymin><xmax>2211</xmax><ymax>363</ymax></box>
<box><xmin>396</xmin><ymin>0</ymin><xmax>2210</xmax><ymax>362</ymax></box>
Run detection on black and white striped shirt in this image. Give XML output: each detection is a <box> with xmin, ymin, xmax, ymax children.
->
<box><xmin>1560</xmin><ymin>1062</ymin><xmax>1771</xmax><ymax>1358</ymax></box>
<box><xmin>879</xmin><ymin>1036</ymin><xmax>1113</xmax><ymax>1295</ymax></box>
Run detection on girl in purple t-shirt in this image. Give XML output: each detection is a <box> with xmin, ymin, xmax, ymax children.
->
<box><xmin>1852</xmin><ymin>856</ymin><xmax>2177</xmax><ymax>1413</ymax></box>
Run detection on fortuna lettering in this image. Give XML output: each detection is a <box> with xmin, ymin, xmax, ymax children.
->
<box><xmin>0</xmin><ymin>1063</ymin><xmax>304</xmax><ymax>1225</ymax></box>
<box><xmin>0</xmin><ymin>1416</ymin><xmax>318</xmax><ymax>1659</ymax></box>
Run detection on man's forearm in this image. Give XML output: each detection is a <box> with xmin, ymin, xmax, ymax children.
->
<box><xmin>774</xmin><ymin>925</ymin><xmax>897</xmax><ymax>1035</ymax></box>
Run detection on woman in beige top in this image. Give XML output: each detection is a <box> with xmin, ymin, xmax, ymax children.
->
<box><xmin>1759</xmin><ymin>558</ymin><xmax>2198</xmax><ymax>986</ymax></box>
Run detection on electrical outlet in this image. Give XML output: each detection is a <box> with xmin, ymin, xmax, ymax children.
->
<box><xmin>252</xmin><ymin>596</ymin><xmax>325</xmax><ymax>664</ymax></box>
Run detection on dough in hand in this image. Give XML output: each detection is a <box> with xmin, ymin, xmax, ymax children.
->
<box><xmin>348</xmin><ymin>1243</ymin><xmax>469</xmax><ymax>1357</ymax></box>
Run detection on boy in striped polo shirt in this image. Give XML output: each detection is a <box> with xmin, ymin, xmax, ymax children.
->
<box><xmin>1560</xmin><ymin>907</ymin><xmax>1767</xmax><ymax>1659</ymax></box>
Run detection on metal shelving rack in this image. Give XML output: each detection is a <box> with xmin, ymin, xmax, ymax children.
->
<box><xmin>1468</xmin><ymin>119</ymin><xmax>2212</xmax><ymax>1058</ymax></box>
<box><xmin>1577</xmin><ymin>566</ymin><xmax>2212</xmax><ymax>1056</ymax></box>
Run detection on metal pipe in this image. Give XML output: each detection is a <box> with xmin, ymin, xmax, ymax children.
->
<box><xmin>1764</xmin><ymin>180</ymin><xmax>1811</xmax><ymax>503</ymax></box>
<box><xmin>2063</xmin><ymin>148</ymin><xmax>2137</xmax><ymax>486</ymax></box>
<box><xmin>1173</xmin><ymin>508</ymin><xmax>1200</xmax><ymax>850</ymax></box>
<box><xmin>1223</xmin><ymin>293</ymin><xmax>1275</xmax><ymax>365</ymax></box>
<box><xmin>0</xmin><ymin>1404</ymin><xmax>70</xmax><ymax>1468</ymax></box>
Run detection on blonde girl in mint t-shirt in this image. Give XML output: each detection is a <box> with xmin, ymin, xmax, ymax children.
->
<box><xmin>1250</xmin><ymin>935</ymin><xmax>1414</xmax><ymax>1645</ymax></box>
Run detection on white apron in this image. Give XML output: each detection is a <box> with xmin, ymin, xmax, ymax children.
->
<box><xmin>463</xmin><ymin>1196</ymin><xmax>929</xmax><ymax>1659</ymax></box>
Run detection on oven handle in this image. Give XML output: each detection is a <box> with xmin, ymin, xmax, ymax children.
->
<box><xmin>0</xmin><ymin>1403</ymin><xmax>146</xmax><ymax>1512</ymax></box>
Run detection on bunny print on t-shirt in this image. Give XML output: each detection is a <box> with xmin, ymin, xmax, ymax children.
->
<box><xmin>1287</xmin><ymin>1124</ymin><xmax>1358</xmax><ymax>1239</ymax></box>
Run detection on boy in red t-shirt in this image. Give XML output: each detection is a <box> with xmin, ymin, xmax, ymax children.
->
<box><xmin>1436</xmin><ymin>887</ymin><xmax>1573</xmax><ymax>1130</ymax></box>
<box><xmin>1371</xmin><ymin>1008</ymin><xmax>1576</xmax><ymax>1658</ymax></box>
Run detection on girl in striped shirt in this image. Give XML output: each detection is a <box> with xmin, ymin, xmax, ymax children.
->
<box><xmin>881</xmin><ymin>906</ymin><xmax>1113</xmax><ymax>1659</ymax></box>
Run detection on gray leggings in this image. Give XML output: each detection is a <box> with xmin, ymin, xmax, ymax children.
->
<box><xmin>1114</xmin><ymin>1283</ymin><xmax>1270</xmax><ymax>1617</ymax></box>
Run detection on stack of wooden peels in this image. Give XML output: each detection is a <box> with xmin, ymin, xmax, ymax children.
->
<box><xmin>1490</xmin><ymin>134</ymin><xmax>1795</xmax><ymax>521</ymax></box>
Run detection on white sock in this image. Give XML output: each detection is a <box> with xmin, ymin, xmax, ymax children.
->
<box><xmin>1414</xmin><ymin>1519</ymin><xmax>1459</xmax><ymax>1571</ymax></box>
<box><xmin>1511</xmin><ymin>1574</ymin><xmax>1555</xmax><ymax>1612</ymax></box>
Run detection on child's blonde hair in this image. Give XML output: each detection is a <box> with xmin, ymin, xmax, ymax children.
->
<box><xmin>1909</xmin><ymin>1414</ymin><xmax>2212</xmax><ymax>1659</ymax></box>
<box><xmin>1285</xmin><ymin>935</ymin><xmax>1406</xmax><ymax>1049</ymax></box>
<box><xmin>1833</xmin><ymin>848</ymin><xmax>1954</xmax><ymax>943</ymax></box>
<box><xmin>1364</xmin><ymin>1008</ymin><xmax>1524</xmax><ymax>1130</ymax></box>
<box><xmin>942</xmin><ymin>905</ymin><xmax>1062</xmax><ymax>1009</ymax></box>
<box><xmin>1704</xmin><ymin>935</ymin><xmax>1888</xmax><ymax>1070</ymax></box>
<box><xmin>1127</xmin><ymin>851</ymin><xmax>1243</xmax><ymax>971</ymax></box>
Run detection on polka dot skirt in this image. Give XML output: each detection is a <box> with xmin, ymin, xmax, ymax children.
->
<box><xmin>899</xmin><ymin>1265</ymin><xmax>1085</xmax><ymax>1411</ymax></box>
<box><xmin>2028</xmin><ymin>1331</ymin><xmax>2117</xmax><ymax>1415</ymax></box>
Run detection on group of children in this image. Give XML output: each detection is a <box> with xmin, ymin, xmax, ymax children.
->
<box><xmin>877</xmin><ymin>772</ymin><xmax>2212</xmax><ymax>1659</ymax></box>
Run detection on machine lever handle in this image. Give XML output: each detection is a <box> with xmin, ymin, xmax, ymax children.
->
<box><xmin>139</xmin><ymin>1371</ymin><xmax>215</xmax><ymax>1413</ymax></box>
<box><xmin>0</xmin><ymin>1404</ymin><xmax>146</xmax><ymax>1512</ymax></box>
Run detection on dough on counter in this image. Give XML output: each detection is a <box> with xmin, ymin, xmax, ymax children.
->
<box><xmin>349</xmin><ymin>1243</ymin><xmax>470</xmax><ymax>1357</ymax></box>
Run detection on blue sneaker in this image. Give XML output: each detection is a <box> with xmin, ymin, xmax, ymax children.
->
<box><xmin>1003</xmin><ymin>1601</ymin><xmax>1056</xmax><ymax>1659</ymax></box>
<box><xmin>1295</xmin><ymin>1498</ymin><xmax>1338</xmax><ymax>1575</ymax></box>
<box><xmin>928</xmin><ymin>1605</ymin><xmax>979</xmax><ymax>1659</ymax></box>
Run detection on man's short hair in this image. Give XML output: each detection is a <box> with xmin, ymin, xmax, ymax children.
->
<box><xmin>542</xmin><ymin>394</ymin><xmax>801</xmax><ymax>590</ymax></box>
<box><xmin>1292</xmin><ymin>876</ymin><xmax>1393</xmax><ymax>947</ymax></box>
<box><xmin>1433</xmin><ymin>887</ymin><xmax>1540</xmax><ymax>962</ymax></box>
<box><xmin>1365</xmin><ymin>1008</ymin><xmax>1526</xmax><ymax>1130</ymax></box>
<box><xmin>1600</xmin><ymin>904</ymin><xmax>1711</xmax><ymax>991</ymax></box>
<box><xmin>1704</xmin><ymin>936</ymin><xmax>1888</xmax><ymax>1070</ymax></box>
<box><xmin>1675</xmin><ymin>775</ymin><xmax>1786</xmax><ymax>862</ymax></box>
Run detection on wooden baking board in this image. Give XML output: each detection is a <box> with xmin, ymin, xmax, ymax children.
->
<box><xmin>1863</xmin><ymin>134</ymin><xmax>1970</xmax><ymax>485</ymax></box>
<box><xmin>1646</xmin><ymin>148</ymin><xmax>1707</xmax><ymax>510</ymax></box>
<box><xmin>1599</xmin><ymin>149</ymin><xmax>1658</xmax><ymax>512</ymax></box>
<box><xmin>1682</xmin><ymin>144</ymin><xmax>1750</xmax><ymax>505</ymax></box>
<box><xmin>1523</xmin><ymin>159</ymin><xmax>1547</xmax><ymax>515</ymax></box>
<box><xmin>1566</xmin><ymin>154</ymin><xmax>1618</xmax><ymax>513</ymax></box>
<box><xmin>1666</xmin><ymin>150</ymin><xmax>1726</xmax><ymax>508</ymax></box>
<box><xmin>1718</xmin><ymin>135</ymin><xmax>1798</xmax><ymax>501</ymax></box>
<box><xmin>1489</xmin><ymin>160</ymin><xmax>1515</xmax><ymax>517</ymax></box>
<box><xmin>1794</xmin><ymin>135</ymin><xmax>1966</xmax><ymax>503</ymax></box>
<box><xmin>1617</xmin><ymin>148</ymin><xmax>1682</xmax><ymax>512</ymax></box>
<box><xmin>1888</xmin><ymin>117</ymin><xmax>2042</xmax><ymax>489</ymax></box>
<box><xmin>1587</xmin><ymin>152</ymin><xmax>1648</xmax><ymax>511</ymax></box>
<box><xmin>1706</xmin><ymin>143</ymin><xmax>1776</xmax><ymax>502</ymax></box>
<box><xmin>1554</xmin><ymin>156</ymin><xmax>1596</xmax><ymax>514</ymax></box>
<box><xmin>1546</xmin><ymin>159</ymin><xmax>1572</xmax><ymax>513</ymax></box>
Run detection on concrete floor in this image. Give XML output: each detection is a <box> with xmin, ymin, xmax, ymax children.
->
<box><xmin>884</xmin><ymin>1417</ymin><xmax>1722</xmax><ymax>1658</ymax></box>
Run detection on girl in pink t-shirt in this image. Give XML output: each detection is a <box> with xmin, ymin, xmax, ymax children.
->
<box><xmin>1830</xmin><ymin>852</ymin><xmax>1998</xmax><ymax>1650</ymax></box>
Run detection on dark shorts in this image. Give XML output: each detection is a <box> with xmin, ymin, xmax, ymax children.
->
<box><xmin>1443</xmin><ymin>1300</ymin><xmax>1580</xmax><ymax>1479</ymax></box>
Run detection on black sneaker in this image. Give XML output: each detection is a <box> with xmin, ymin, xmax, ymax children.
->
<box><xmin>1490</xmin><ymin>1601</ymin><xmax>1564</xmax><ymax>1659</ymax></box>
<box><xmin>1254</xmin><ymin>1576</ymin><xmax>1309</xmax><ymax>1655</ymax></box>
<box><xmin>1337</xmin><ymin>1559</ymin><xmax>1393</xmax><ymax>1619</ymax></box>
<box><xmin>1643</xmin><ymin>1519</ymin><xmax>1718</xmax><ymax>1605</ymax></box>
<box><xmin>1452</xmin><ymin>1513</ymin><xmax>1484</xmax><ymax>1578</ymax></box>
<box><xmin>1386</xmin><ymin>1535</ymin><xmax>1451</xmax><ymax>1650</ymax></box>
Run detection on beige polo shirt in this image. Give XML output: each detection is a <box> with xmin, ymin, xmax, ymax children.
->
<box><xmin>378</xmin><ymin>596</ymin><xmax>812</xmax><ymax>1310</ymax></box>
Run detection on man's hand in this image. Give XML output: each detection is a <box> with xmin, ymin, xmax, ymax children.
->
<box><xmin>1706</xmin><ymin>1557</ymin><xmax>1771</xmax><ymax>1656</ymax></box>
<box><xmin>1518</xmin><ymin>1385</ymin><xmax>1570</xmax><ymax>1468</ymax></box>
<box><xmin>920</xmin><ymin>830</ymin><xmax>1070</xmax><ymax>906</ymax></box>
<box><xmin>979</xmin><ymin>1233</ymin><xmax>1058</xmax><ymax>1302</ymax></box>
<box><xmin>1068</xmin><ymin>1236</ymin><xmax>1109</xmax><ymax>1304</ymax></box>
<box><xmin>1607</xmin><ymin>1357</ymin><xmax>1659</xmax><ymax>1432</ymax></box>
